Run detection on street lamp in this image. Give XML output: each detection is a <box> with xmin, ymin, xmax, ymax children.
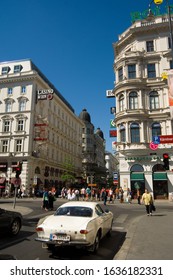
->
<box><xmin>147</xmin><ymin>0</ymin><xmax>173</xmax><ymax>62</ymax></box>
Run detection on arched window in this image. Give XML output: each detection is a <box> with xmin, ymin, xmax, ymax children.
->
<box><xmin>130</xmin><ymin>122</ymin><xmax>140</xmax><ymax>143</ymax></box>
<box><xmin>149</xmin><ymin>91</ymin><xmax>159</xmax><ymax>109</ymax></box>
<box><xmin>130</xmin><ymin>164</ymin><xmax>144</xmax><ymax>172</ymax></box>
<box><xmin>151</xmin><ymin>122</ymin><xmax>161</xmax><ymax>139</ymax></box>
<box><xmin>129</xmin><ymin>91</ymin><xmax>138</xmax><ymax>109</ymax></box>
<box><xmin>120</xmin><ymin>124</ymin><xmax>126</xmax><ymax>142</ymax></box>
<box><xmin>152</xmin><ymin>164</ymin><xmax>164</xmax><ymax>172</ymax></box>
<box><xmin>5</xmin><ymin>100</ymin><xmax>12</xmax><ymax>112</ymax></box>
<box><xmin>119</xmin><ymin>94</ymin><xmax>124</xmax><ymax>112</ymax></box>
<box><xmin>19</xmin><ymin>99</ymin><xmax>26</xmax><ymax>111</ymax></box>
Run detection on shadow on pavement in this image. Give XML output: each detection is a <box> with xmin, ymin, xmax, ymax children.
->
<box><xmin>48</xmin><ymin>231</ymin><xmax>126</xmax><ymax>260</ymax></box>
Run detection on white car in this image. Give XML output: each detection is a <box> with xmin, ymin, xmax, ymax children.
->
<box><xmin>35</xmin><ymin>201</ymin><xmax>113</xmax><ymax>252</ymax></box>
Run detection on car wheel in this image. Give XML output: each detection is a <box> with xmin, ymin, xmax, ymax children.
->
<box><xmin>10</xmin><ymin>218</ymin><xmax>21</xmax><ymax>236</ymax></box>
<box><xmin>107</xmin><ymin>220</ymin><xmax>113</xmax><ymax>237</ymax></box>
<box><xmin>47</xmin><ymin>244</ymin><xmax>55</xmax><ymax>251</ymax></box>
<box><xmin>89</xmin><ymin>231</ymin><xmax>100</xmax><ymax>253</ymax></box>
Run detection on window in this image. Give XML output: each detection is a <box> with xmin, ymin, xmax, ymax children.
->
<box><xmin>147</xmin><ymin>63</ymin><xmax>156</xmax><ymax>78</ymax></box>
<box><xmin>149</xmin><ymin>91</ymin><xmax>159</xmax><ymax>109</ymax></box>
<box><xmin>21</xmin><ymin>86</ymin><xmax>26</xmax><ymax>94</ymax></box>
<box><xmin>15</xmin><ymin>139</ymin><xmax>22</xmax><ymax>152</ymax></box>
<box><xmin>129</xmin><ymin>91</ymin><xmax>138</xmax><ymax>109</ymax></box>
<box><xmin>146</xmin><ymin>40</ymin><xmax>154</xmax><ymax>52</ymax></box>
<box><xmin>128</xmin><ymin>64</ymin><xmax>136</xmax><ymax>79</ymax></box>
<box><xmin>17</xmin><ymin>119</ymin><xmax>24</xmax><ymax>131</ymax></box>
<box><xmin>1</xmin><ymin>66</ymin><xmax>10</xmax><ymax>75</ymax></box>
<box><xmin>170</xmin><ymin>60</ymin><xmax>173</xmax><ymax>69</ymax></box>
<box><xmin>3</xmin><ymin>120</ymin><xmax>10</xmax><ymax>132</ymax></box>
<box><xmin>120</xmin><ymin>124</ymin><xmax>126</xmax><ymax>142</ymax></box>
<box><xmin>152</xmin><ymin>122</ymin><xmax>161</xmax><ymax>138</ymax></box>
<box><xmin>119</xmin><ymin>94</ymin><xmax>124</xmax><ymax>111</ymax></box>
<box><xmin>14</xmin><ymin>65</ymin><xmax>23</xmax><ymax>73</ymax></box>
<box><xmin>130</xmin><ymin>122</ymin><xmax>140</xmax><ymax>143</ymax></box>
<box><xmin>19</xmin><ymin>99</ymin><xmax>26</xmax><ymax>111</ymax></box>
<box><xmin>1</xmin><ymin>140</ymin><xmax>8</xmax><ymax>153</ymax></box>
<box><xmin>118</xmin><ymin>67</ymin><xmax>123</xmax><ymax>82</ymax></box>
<box><xmin>5</xmin><ymin>100</ymin><xmax>12</xmax><ymax>112</ymax></box>
<box><xmin>8</xmin><ymin>88</ymin><xmax>13</xmax><ymax>95</ymax></box>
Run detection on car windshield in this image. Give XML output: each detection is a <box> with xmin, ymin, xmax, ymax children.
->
<box><xmin>55</xmin><ymin>206</ymin><xmax>93</xmax><ymax>217</ymax></box>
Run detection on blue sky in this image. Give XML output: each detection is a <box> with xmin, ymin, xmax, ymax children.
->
<box><xmin>0</xmin><ymin>0</ymin><xmax>167</xmax><ymax>152</ymax></box>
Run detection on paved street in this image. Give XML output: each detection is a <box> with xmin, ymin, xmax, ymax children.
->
<box><xmin>0</xmin><ymin>197</ymin><xmax>173</xmax><ymax>259</ymax></box>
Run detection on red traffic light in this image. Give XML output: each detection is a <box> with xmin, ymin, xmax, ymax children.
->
<box><xmin>163</xmin><ymin>153</ymin><xmax>169</xmax><ymax>159</ymax></box>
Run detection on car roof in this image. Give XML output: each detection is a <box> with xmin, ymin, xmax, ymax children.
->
<box><xmin>59</xmin><ymin>201</ymin><xmax>98</xmax><ymax>209</ymax></box>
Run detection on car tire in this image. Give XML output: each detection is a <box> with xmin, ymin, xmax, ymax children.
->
<box><xmin>10</xmin><ymin>218</ymin><xmax>21</xmax><ymax>236</ymax></box>
<box><xmin>107</xmin><ymin>220</ymin><xmax>113</xmax><ymax>237</ymax></box>
<box><xmin>88</xmin><ymin>231</ymin><xmax>100</xmax><ymax>253</ymax></box>
<box><xmin>47</xmin><ymin>244</ymin><xmax>55</xmax><ymax>251</ymax></box>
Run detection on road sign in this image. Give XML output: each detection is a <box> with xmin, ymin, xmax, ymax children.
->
<box><xmin>152</xmin><ymin>136</ymin><xmax>160</xmax><ymax>144</ymax></box>
<box><xmin>160</xmin><ymin>135</ymin><xmax>173</xmax><ymax>143</ymax></box>
<box><xmin>113</xmin><ymin>172</ymin><xmax>118</xmax><ymax>180</ymax></box>
<box><xmin>13</xmin><ymin>178</ymin><xmax>21</xmax><ymax>186</ymax></box>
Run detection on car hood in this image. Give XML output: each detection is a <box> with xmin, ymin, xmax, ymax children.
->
<box><xmin>0</xmin><ymin>208</ymin><xmax>22</xmax><ymax>218</ymax></box>
<box><xmin>40</xmin><ymin>215</ymin><xmax>92</xmax><ymax>232</ymax></box>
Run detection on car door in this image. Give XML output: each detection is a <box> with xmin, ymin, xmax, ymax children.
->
<box><xmin>95</xmin><ymin>204</ymin><xmax>109</xmax><ymax>236</ymax></box>
<box><xmin>0</xmin><ymin>209</ymin><xmax>10</xmax><ymax>233</ymax></box>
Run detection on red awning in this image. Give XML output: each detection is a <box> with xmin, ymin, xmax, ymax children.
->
<box><xmin>0</xmin><ymin>177</ymin><xmax>6</xmax><ymax>184</ymax></box>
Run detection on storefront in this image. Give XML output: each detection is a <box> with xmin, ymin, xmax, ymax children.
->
<box><xmin>130</xmin><ymin>172</ymin><xmax>145</xmax><ymax>198</ymax></box>
<box><xmin>153</xmin><ymin>172</ymin><xmax>168</xmax><ymax>199</ymax></box>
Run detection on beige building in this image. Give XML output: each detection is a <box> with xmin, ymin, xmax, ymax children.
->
<box><xmin>112</xmin><ymin>11</ymin><xmax>173</xmax><ymax>200</ymax></box>
<box><xmin>79</xmin><ymin>109</ymin><xmax>106</xmax><ymax>183</ymax></box>
<box><xmin>0</xmin><ymin>59</ymin><xmax>84</xmax><ymax>194</ymax></box>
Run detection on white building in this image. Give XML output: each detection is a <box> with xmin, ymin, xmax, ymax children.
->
<box><xmin>0</xmin><ymin>59</ymin><xmax>84</xmax><ymax>195</ymax></box>
<box><xmin>112</xmin><ymin>10</ymin><xmax>173</xmax><ymax>200</ymax></box>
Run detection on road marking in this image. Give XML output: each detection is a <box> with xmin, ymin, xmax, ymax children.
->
<box><xmin>115</xmin><ymin>214</ymin><xmax>128</xmax><ymax>223</ymax></box>
<box><xmin>112</xmin><ymin>226</ymin><xmax>124</xmax><ymax>231</ymax></box>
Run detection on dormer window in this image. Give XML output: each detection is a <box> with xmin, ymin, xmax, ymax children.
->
<box><xmin>1</xmin><ymin>66</ymin><xmax>10</xmax><ymax>75</ymax></box>
<box><xmin>14</xmin><ymin>64</ymin><xmax>23</xmax><ymax>73</ymax></box>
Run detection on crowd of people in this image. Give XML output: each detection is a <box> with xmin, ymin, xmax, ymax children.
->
<box><xmin>59</xmin><ymin>186</ymin><xmax>125</xmax><ymax>205</ymax></box>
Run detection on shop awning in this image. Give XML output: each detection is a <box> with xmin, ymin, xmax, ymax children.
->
<box><xmin>131</xmin><ymin>173</ymin><xmax>144</xmax><ymax>181</ymax></box>
<box><xmin>153</xmin><ymin>173</ymin><xmax>167</xmax><ymax>180</ymax></box>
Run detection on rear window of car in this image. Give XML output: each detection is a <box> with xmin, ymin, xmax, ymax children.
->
<box><xmin>55</xmin><ymin>206</ymin><xmax>93</xmax><ymax>217</ymax></box>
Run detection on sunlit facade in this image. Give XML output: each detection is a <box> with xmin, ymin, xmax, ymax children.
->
<box><xmin>112</xmin><ymin>13</ymin><xmax>173</xmax><ymax>199</ymax></box>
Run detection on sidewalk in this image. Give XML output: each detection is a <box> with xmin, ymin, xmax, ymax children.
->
<box><xmin>114</xmin><ymin>201</ymin><xmax>173</xmax><ymax>260</ymax></box>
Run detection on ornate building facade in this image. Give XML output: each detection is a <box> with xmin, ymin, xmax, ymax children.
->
<box><xmin>112</xmin><ymin>12</ymin><xmax>173</xmax><ymax>199</ymax></box>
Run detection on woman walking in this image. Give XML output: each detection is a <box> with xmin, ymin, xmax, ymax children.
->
<box><xmin>141</xmin><ymin>188</ymin><xmax>153</xmax><ymax>216</ymax></box>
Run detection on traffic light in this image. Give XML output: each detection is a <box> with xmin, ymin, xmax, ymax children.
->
<box><xmin>163</xmin><ymin>153</ymin><xmax>169</xmax><ymax>170</ymax></box>
<box><xmin>15</xmin><ymin>161</ymin><xmax>23</xmax><ymax>178</ymax></box>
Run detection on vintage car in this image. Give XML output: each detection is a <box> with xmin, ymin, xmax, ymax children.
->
<box><xmin>0</xmin><ymin>208</ymin><xmax>22</xmax><ymax>236</ymax></box>
<box><xmin>35</xmin><ymin>201</ymin><xmax>113</xmax><ymax>252</ymax></box>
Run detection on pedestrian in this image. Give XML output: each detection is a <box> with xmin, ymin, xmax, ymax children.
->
<box><xmin>48</xmin><ymin>191</ymin><xmax>55</xmax><ymax>210</ymax></box>
<box><xmin>141</xmin><ymin>188</ymin><xmax>153</xmax><ymax>216</ymax></box>
<box><xmin>102</xmin><ymin>188</ymin><xmax>107</xmax><ymax>205</ymax></box>
<box><xmin>42</xmin><ymin>188</ymin><xmax>49</xmax><ymax>211</ymax></box>
<box><xmin>119</xmin><ymin>187</ymin><xmax>124</xmax><ymax>203</ymax></box>
<box><xmin>137</xmin><ymin>189</ymin><xmax>141</xmax><ymax>205</ymax></box>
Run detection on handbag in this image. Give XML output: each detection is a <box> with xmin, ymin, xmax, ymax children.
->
<box><xmin>152</xmin><ymin>204</ymin><xmax>156</xmax><ymax>211</ymax></box>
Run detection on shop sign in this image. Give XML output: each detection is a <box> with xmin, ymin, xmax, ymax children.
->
<box><xmin>37</xmin><ymin>89</ymin><xmax>54</xmax><ymax>100</ymax></box>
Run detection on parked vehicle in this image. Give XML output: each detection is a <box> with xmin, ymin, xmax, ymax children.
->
<box><xmin>35</xmin><ymin>201</ymin><xmax>113</xmax><ymax>252</ymax></box>
<box><xmin>0</xmin><ymin>208</ymin><xmax>22</xmax><ymax>236</ymax></box>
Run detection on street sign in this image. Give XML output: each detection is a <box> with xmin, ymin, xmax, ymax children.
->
<box><xmin>152</xmin><ymin>136</ymin><xmax>160</xmax><ymax>144</ymax></box>
<box><xmin>113</xmin><ymin>172</ymin><xmax>118</xmax><ymax>180</ymax></box>
<box><xmin>160</xmin><ymin>135</ymin><xmax>173</xmax><ymax>143</ymax></box>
